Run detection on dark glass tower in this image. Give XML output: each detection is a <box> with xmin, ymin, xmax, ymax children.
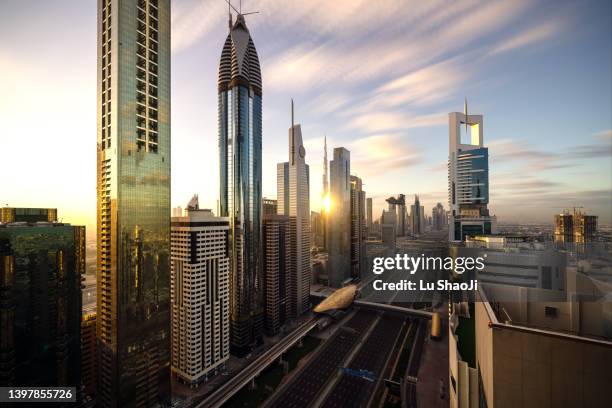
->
<box><xmin>218</xmin><ymin>13</ymin><xmax>263</xmax><ymax>355</ymax></box>
<box><xmin>0</xmin><ymin>222</ymin><xmax>84</xmax><ymax>394</ymax></box>
<box><xmin>96</xmin><ymin>0</ymin><xmax>171</xmax><ymax>406</ymax></box>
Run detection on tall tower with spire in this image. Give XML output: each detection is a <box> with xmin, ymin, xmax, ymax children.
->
<box><xmin>323</xmin><ymin>136</ymin><xmax>329</xmax><ymax>196</ymax></box>
<box><xmin>218</xmin><ymin>10</ymin><xmax>263</xmax><ymax>355</ymax></box>
<box><xmin>277</xmin><ymin>100</ymin><xmax>311</xmax><ymax>316</ymax></box>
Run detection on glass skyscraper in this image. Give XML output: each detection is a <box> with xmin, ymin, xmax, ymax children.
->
<box><xmin>448</xmin><ymin>108</ymin><xmax>495</xmax><ymax>242</ymax></box>
<box><xmin>96</xmin><ymin>0</ymin><xmax>171</xmax><ymax>406</ymax></box>
<box><xmin>0</xmin><ymin>221</ymin><xmax>84</xmax><ymax>394</ymax></box>
<box><xmin>328</xmin><ymin>147</ymin><xmax>351</xmax><ymax>288</ymax></box>
<box><xmin>218</xmin><ymin>14</ymin><xmax>263</xmax><ymax>355</ymax></box>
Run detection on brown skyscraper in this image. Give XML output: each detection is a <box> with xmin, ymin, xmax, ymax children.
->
<box><xmin>96</xmin><ymin>0</ymin><xmax>171</xmax><ymax>406</ymax></box>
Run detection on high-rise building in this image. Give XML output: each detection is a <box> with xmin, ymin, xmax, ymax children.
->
<box><xmin>170</xmin><ymin>204</ymin><xmax>230</xmax><ymax>387</ymax></box>
<box><xmin>366</xmin><ymin>197</ymin><xmax>373</xmax><ymax>234</ymax></box>
<box><xmin>81</xmin><ymin>310</ymin><xmax>97</xmax><ymax>398</ymax></box>
<box><xmin>321</xmin><ymin>136</ymin><xmax>330</xmax><ymax>250</ymax></box>
<box><xmin>96</xmin><ymin>0</ymin><xmax>171</xmax><ymax>405</ymax></box>
<box><xmin>381</xmin><ymin>210</ymin><xmax>397</xmax><ymax>250</ymax></box>
<box><xmin>311</xmin><ymin>211</ymin><xmax>323</xmax><ymax>248</ymax></box>
<box><xmin>385</xmin><ymin>195</ymin><xmax>407</xmax><ymax>236</ymax></box>
<box><xmin>328</xmin><ymin>147</ymin><xmax>351</xmax><ymax>287</ymax></box>
<box><xmin>350</xmin><ymin>175</ymin><xmax>366</xmax><ymax>280</ymax></box>
<box><xmin>262</xmin><ymin>214</ymin><xmax>292</xmax><ymax>335</ymax></box>
<box><xmin>0</xmin><ymin>221</ymin><xmax>84</xmax><ymax>392</ymax></box>
<box><xmin>410</xmin><ymin>195</ymin><xmax>423</xmax><ymax>236</ymax></box>
<box><xmin>432</xmin><ymin>202</ymin><xmax>447</xmax><ymax>231</ymax></box>
<box><xmin>554</xmin><ymin>209</ymin><xmax>598</xmax><ymax>244</ymax></box>
<box><xmin>218</xmin><ymin>13</ymin><xmax>263</xmax><ymax>354</ymax></box>
<box><xmin>277</xmin><ymin>101</ymin><xmax>310</xmax><ymax>316</ymax></box>
<box><xmin>0</xmin><ymin>207</ymin><xmax>57</xmax><ymax>223</ymax></box>
<box><xmin>448</xmin><ymin>102</ymin><xmax>496</xmax><ymax>241</ymax></box>
<box><xmin>263</xmin><ymin>198</ymin><xmax>278</xmax><ymax>216</ymax></box>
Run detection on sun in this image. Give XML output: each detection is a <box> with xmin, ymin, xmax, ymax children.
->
<box><xmin>322</xmin><ymin>193</ymin><xmax>331</xmax><ymax>214</ymax></box>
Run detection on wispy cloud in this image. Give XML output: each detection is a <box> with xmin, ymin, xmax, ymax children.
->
<box><xmin>489</xmin><ymin>19</ymin><xmax>563</xmax><ymax>55</ymax></box>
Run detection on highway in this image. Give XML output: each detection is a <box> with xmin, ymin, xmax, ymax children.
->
<box><xmin>264</xmin><ymin>311</ymin><xmax>378</xmax><ymax>408</ymax></box>
<box><xmin>192</xmin><ymin>317</ymin><xmax>319</xmax><ymax>408</ymax></box>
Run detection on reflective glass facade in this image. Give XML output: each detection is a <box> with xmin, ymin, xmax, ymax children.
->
<box><xmin>218</xmin><ymin>15</ymin><xmax>263</xmax><ymax>355</ymax></box>
<box><xmin>456</xmin><ymin>147</ymin><xmax>489</xmax><ymax>205</ymax></box>
<box><xmin>96</xmin><ymin>0</ymin><xmax>171</xmax><ymax>406</ymax></box>
<box><xmin>0</xmin><ymin>224</ymin><xmax>84</xmax><ymax>392</ymax></box>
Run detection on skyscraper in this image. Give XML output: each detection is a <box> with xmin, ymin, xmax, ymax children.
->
<box><xmin>96</xmin><ymin>0</ymin><xmax>171</xmax><ymax>405</ymax></box>
<box><xmin>432</xmin><ymin>202</ymin><xmax>447</xmax><ymax>231</ymax></box>
<box><xmin>448</xmin><ymin>102</ymin><xmax>496</xmax><ymax>241</ymax></box>
<box><xmin>0</xmin><ymin>220</ymin><xmax>84</xmax><ymax>393</ymax></box>
<box><xmin>218</xmin><ymin>13</ymin><xmax>263</xmax><ymax>355</ymax></box>
<box><xmin>263</xmin><ymin>198</ymin><xmax>278</xmax><ymax>216</ymax></box>
<box><xmin>554</xmin><ymin>208</ymin><xmax>598</xmax><ymax>244</ymax></box>
<box><xmin>381</xmin><ymin>210</ymin><xmax>397</xmax><ymax>250</ymax></box>
<box><xmin>277</xmin><ymin>101</ymin><xmax>311</xmax><ymax>316</ymax></box>
<box><xmin>321</xmin><ymin>136</ymin><xmax>330</xmax><ymax>250</ymax></box>
<box><xmin>410</xmin><ymin>195</ymin><xmax>423</xmax><ymax>236</ymax></box>
<box><xmin>328</xmin><ymin>147</ymin><xmax>351</xmax><ymax>287</ymax></box>
<box><xmin>350</xmin><ymin>175</ymin><xmax>366</xmax><ymax>280</ymax></box>
<box><xmin>262</xmin><ymin>214</ymin><xmax>291</xmax><ymax>335</ymax></box>
<box><xmin>170</xmin><ymin>203</ymin><xmax>230</xmax><ymax>386</ymax></box>
<box><xmin>366</xmin><ymin>197</ymin><xmax>373</xmax><ymax>235</ymax></box>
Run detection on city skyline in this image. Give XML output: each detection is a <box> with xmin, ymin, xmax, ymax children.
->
<box><xmin>1</xmin><ymin>0</ymin><xmax>611</xmax><ymax>237</ymax></box>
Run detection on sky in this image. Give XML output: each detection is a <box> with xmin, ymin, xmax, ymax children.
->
<box><xmin>1</xmin><ymin>0</ymin><xmax>611</xmax><ymax>237</ymax></box>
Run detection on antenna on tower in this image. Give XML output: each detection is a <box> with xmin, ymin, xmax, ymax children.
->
<box><xmin>463</xmin><ymin>97</ymin><xmax>468</xmax><ymax>134</ymax></box>
<box><xmin>225</xmin><ymin>0</ymin><xmax>259</xmax><ymax>17</ymax></box>
<box><xmin>291</xmin><ymin>99</ymin><xmax>295</xmax><ymax>165</ymax></box>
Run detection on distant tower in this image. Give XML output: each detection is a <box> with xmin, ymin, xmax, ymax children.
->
<box><xmin>448</xmin><ymin>100</ymin><xmax>496</xmax><ymax>241</ymax></box>
<box><xmin>350</xmin><ymin>176</ymin><xmax>366</xmax><ymax>280</ymax></box>
<box><xmin>328</xmin><ymin>147</ymin><xmax>351</xmax><ymax>287</ymax></box>
<box><xmin>323</xmin><ymin>136</ymin><xmax>329</xmax><ymax>196</ymax></box>
<box><xmin>411</xmin><ymin>195</ymin><xmax>422</xmax><ymax>235</ymax></box>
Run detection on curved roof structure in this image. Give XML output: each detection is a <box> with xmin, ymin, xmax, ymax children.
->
<box><xmin>218</xmin><ymin>14</ymin><xmax>262</xmax><ymax>95</ymax></box>
<box><xmin>313</xmin><ymin>284</ymin><xmax>358</xmax><ymax>313</ymax></box>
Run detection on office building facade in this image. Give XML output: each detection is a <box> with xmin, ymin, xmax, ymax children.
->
<box><xmin>170</xmin><ymin>208</ymin><xmax>230</xmax><ymax>386</ymax></box>
<box><xmin>262</xmin><ymin>215</ymin><xmax>291</xmax><ymax>335</ymax></box>
<box><xmin>328</xmin><ymin>147</ymin><xmax>352</xmax><ymax>287</ymax></box>
<box><xmin>432</xmin><ymin>202</ymin><xmax>447</xmax><ymax>231</ymax></box>
<box><xmin>410</xmin><ymin>194</ymin><xmax>423</xmax><ymax>236</ymax></box>
<box><xmin>554</xmin><ymin>209</ymin><xmax>598</xmax><ymax>244</ymax></box>
<box><xmin>366</xmin><ymin>197</ymin><xmax>373</xmax><ymax>235</ymax></box>
<box><xmin>350</xmin><ymin>175</ymin><xmax>366</xmax><ymax>280</ymax></box>
<box><xmin>218</xmin><ymin>13</ymin><xmax>263</xmax><ymax>354</ymax></box>
<box><xmin>96</xmin><ymin>0</ymin><xmax>171</xmax><ymax>405</ymax></box>
<box><xmin>263</xmin><ymin>198</ymin><xmax>278</xmax><ymax>216</ymax></box>
<box><xmin>0</xmin><ymin>207</ymin><xmax>57</xmax><ymax>224</ymax></box>
<box><xmin>381</xmin><ymin>210</ymin><xmax>397</xmax><ymax>251</ymax></box>
<box><xmin>0</xmin><ymin>222</ymin><xmax>84</xmax><ymax>391</ymax></box>
<box><xmin>81</xmin><ymin>311</ymin><xmax>97</xmax><ymax>398</ymax></box>
<box><xmin>277</xmin><ymin>102</ymin><xmax>310</xmax><ymax>316</ymax></box>
<box><xmin>448</xmin><ymin>106</ymin><xmax>496</xmax><ymax>242</ymax></box>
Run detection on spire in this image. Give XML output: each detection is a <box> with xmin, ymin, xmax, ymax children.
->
<box><xmin>463</xmin><ymin>97</ymin><xmax>468</xmax><ymax>134</ymax></box>
<box><xmin>290</xmin><ymin>99</ymin><xmax>295</xmax><ymax>165</ymax></box>
<box><xmin>323</xmin><ymin>135</ymin><xmax>329</xmax><ymax>195</ymax></box>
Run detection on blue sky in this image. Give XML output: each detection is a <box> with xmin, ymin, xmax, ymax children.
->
<box><xmin>1</xmin><ymin>0</ymin><xmax>610</xmax><ymax>234</ymax></box>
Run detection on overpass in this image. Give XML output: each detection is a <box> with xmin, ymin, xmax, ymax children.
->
<box><xmin>354</xmin><ymin>300</ymin><xmax>433</xmax><ymax>319</ymax></box>
<box><xmin>192</xmin><ymin>318</ymin><xmax>319</xmax><ymax>408</ymax></box>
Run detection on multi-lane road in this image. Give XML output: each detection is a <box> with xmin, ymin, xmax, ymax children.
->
<box><xmin>192</xmin><ymin>318</ymin><xmax>319</xmax><ymax>408</ymax></box>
